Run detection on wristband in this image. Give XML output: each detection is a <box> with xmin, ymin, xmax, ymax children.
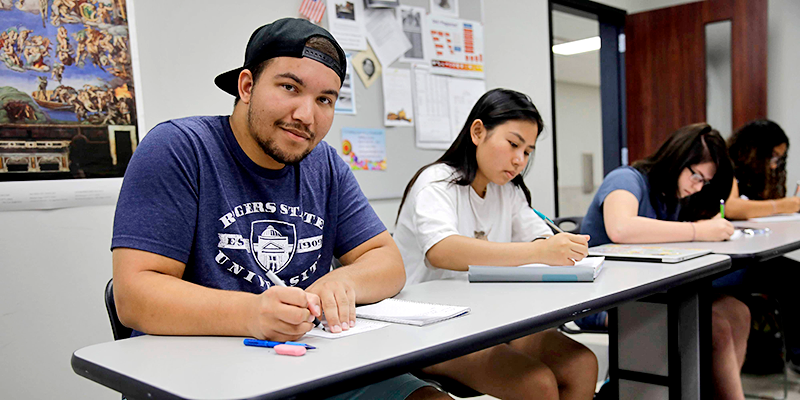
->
<box><xmin>690</xmin><ymin>222</ymin><xmax>696</xmax><ymax>241</ymax></box>
<box><xmin>771</xmin><ymin>200</ymin><xmax>778</xmax><ymax>213</ymax></box>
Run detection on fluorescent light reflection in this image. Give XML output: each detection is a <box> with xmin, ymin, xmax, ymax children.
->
<box><xmin>552</xmin><ymin>36</ymin><xmax>601</xmax><ymax>55</ymax></box>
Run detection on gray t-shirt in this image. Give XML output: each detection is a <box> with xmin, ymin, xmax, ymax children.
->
<box><xmin>581</xmin><ymin>166</ymin><xmax>680</xmax><ymax>246</ymax></box>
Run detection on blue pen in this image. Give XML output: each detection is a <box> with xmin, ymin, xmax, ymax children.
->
<box><xmin>243</xmin><ymin>338</ymin><xmax>317</xmax><ymax>350</ymax></box>
<box><xmin>532</xmin><ymin>208</ymin><xmax>564</xmax><ymax>234</ymax></box>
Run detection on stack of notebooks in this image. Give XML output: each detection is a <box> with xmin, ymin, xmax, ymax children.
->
<box><xmin>356</xmin><ymin>298</ymin><xmax>470</xmax><ymax>326</ymax></box>
<box><xmin>468</xmin><ymin>256</ymin><xmax>605</xmax><ymax>282</ymax></box>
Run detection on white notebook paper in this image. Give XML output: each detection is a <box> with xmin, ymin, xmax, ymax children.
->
<box><xmin>749</xmin><ymin>213</ymin><xmax>800</xmax><ymax>222</ymax></box>
<box><xmin>356</xmin><ymin>298</ymin><xmax>470</xmax><ymax>326</ymax></box>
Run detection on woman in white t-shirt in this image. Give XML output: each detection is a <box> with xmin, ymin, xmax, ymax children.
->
<box><xmin>394</xmin><ymin>89</ymin><xmax>597</xmax><ymax>400</ymax></box>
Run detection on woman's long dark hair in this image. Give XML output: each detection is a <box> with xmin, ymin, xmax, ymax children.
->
<box><xmin>727</xmin><ymin>119</ymin><xmax>789</xmax><ymax>200</ymax></box>
<box><xmin>632</xmin><ymin>123</ymin><xmax>734</xmax><ymax>221</ymax></box>
<box><xmin>397</xmin><ymin>88</ymin><xmax>544</xmax><ymax>222</ymax></box>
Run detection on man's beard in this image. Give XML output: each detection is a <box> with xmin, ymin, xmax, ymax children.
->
<box><xmin>247</xmin><ymin>105</ymin><xmax>314</xmax><ymax>165</ymax></box>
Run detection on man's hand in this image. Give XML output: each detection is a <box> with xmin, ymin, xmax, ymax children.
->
<box><xmin>248</xmin><ymin>286</ymin><xmax>321</xmax><ymax>341</ymax></box>
<box><xmin>306</xmin><ymin>276</ymin><xmax>356</xmax><ymax>333</ymax></box>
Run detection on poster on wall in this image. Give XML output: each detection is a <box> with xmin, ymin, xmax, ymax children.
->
<box><xmin>397</xmin><ymin>5</ymin><xmax>430</xmax><ymax>64</ymax></box>
<box><xmin>0</xmin><ymin>0</ymin><xmax>139</xmax><ymax>183</ymax></box>
<box><xmin>427</xmin><ymin>16</ymin><xmax>484</xmax><ymax>79</ymax></box>
<box><xmin>382</xmin><ymin>67</ymin><xmax>413</xmax><ymax>127</ymax></box>
<box><xmin>335</xmin><ymin>53</ymin><xmax>357</xmax><ymax>115</ymax></box>
<box><xmin>341</xmin><ymin>127</ymin><xmax>387</xmax><ymax>171</ymax></box>
<box><xmin>327</xmin><ymin>0</ymin><xmax>367</xmax><ymax>51</ymax></box>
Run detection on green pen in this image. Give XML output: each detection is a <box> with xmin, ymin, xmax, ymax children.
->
<box><xmin>720</xmin><ymin>199</ymin><xmax>725</xmax><ymax>219</ymax></box>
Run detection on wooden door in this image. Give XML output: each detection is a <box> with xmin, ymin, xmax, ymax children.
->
<box><xmin>625</xmin><ymin>0</ymin><xmax>767</xmax><ymax>163</ymax></box>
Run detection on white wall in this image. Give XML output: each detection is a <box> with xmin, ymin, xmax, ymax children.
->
<box><xmin>484</xmin><ymin>0</ymin><xmax>556</xmax><ymax>216</ymax></box>
<box><xmin>0</xmin><ymin>1</ymin><xmax>556</xmax><ymax>399</ymax></box>
<box><xmin>554</xmin><ymin>81</ymin><xmax>603</xmax><ymax>217</ymax></box>
<box><xmin>768</xmin><ymin>0</ymin><xmax>800</xmax><ymax>197</ymax></box>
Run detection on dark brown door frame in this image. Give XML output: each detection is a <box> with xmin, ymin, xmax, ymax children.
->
<box><xmin>625</xmin><ymin>0</ymin><xmax>768</xmax><ymax>163</ymax></box>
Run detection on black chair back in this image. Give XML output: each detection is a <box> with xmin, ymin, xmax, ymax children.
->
<box><xmin>105</xmin><ymin>279</ymin><xmax>133</xmax><ymax>341</ymax></box>
<box><xmin>552</xmin><ymin>216</ymin><xmax>584</xmax><ymax>234</ymax></box>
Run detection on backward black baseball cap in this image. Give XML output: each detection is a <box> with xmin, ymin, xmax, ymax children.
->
<box><xmin>214</xmin><ymin>18</ymin><xmax>347</xmax><ymax>96</ymax></box>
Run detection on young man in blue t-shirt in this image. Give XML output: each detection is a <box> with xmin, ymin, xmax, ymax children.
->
<box><xmin>111</xmin><ymin>18</ymin><xmax>449</xmax><ymax>400</ymax></box>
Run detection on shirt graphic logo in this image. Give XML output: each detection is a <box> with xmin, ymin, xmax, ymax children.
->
<box><xmin>250</xmin><ymin>220</ymin><xmax>296</xmax><ymax>273</ymax></box>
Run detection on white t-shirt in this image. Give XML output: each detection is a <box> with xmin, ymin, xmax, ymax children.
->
<box><xmin>394</xmin><ymin>164</ymin><xmax>552</xmax><ymax>285</ymax></box>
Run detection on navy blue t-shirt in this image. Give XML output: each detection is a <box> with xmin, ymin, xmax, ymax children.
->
<box><xmin>581</xmin><ymin>166</ymin><xmax>680</xmax><ymax>247</ymax></box>
<box><xmin>112</xmin><ymin>116</ymin><xmax>385</xmax><ymax>295</ymax></box>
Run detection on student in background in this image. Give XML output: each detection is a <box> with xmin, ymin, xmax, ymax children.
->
<box><xmin>394</xmin><ymin>89</ymin><xmax>598</xmax><ymax>400</ymax></box>
<box><xmin>722</xmin><ymin>119</ymin><xmax>800</xmax><ymax>373</ymax></box>
<box><xmin>580</xmin><ymin>123</ymin><xmax>749</xmax><ymax>400</ymax></box>
<box><xmin>723</xmin><ymin>119</ymin><xmax>799</xmax><ymax>219</ymax></box>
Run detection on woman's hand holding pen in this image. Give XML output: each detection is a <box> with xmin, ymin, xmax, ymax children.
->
<box><xmin>306</xmin><ymin>277</ymin><xmax>357</xmax><ymax>334</ymax></box>
<box><xmin>694</xmin><ymin>216</ymin><xmax>734</xmax><ymax>241</ymax></box>
<box><xmin>533</xmin><ymin>232</ymin><xmax>589</xmax><ymax>266</ymax></box>
<box><xmin>248</xmin><ymin>286</ymin><xmax>321</xmax><ymax>341</ymax></box>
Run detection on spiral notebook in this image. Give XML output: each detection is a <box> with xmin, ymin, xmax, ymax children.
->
<box><xmin>355</xmin><ymin>298</ymin><xmax>470</xmax><ymax>326</ymax></box>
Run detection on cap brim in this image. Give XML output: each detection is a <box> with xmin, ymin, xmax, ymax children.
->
<box><xmin>214</xmin><ymin>67</ymin><xmax>245</xmax><ymax>97</ymax></box>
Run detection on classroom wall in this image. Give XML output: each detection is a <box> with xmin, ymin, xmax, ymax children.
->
<box><xmin>2</xmin><ymin>2</ymin><xmax>799</xmax><ymax>399</ymax></box>
<box><xmin>0</xmin><ymin>1</ymin><xmax>555</xmax><ymax>399</ymax></box>
<box><xmin>554</xmin><ymin>81</ymin><xmax>603</xmax><ymax>217</ymax></box>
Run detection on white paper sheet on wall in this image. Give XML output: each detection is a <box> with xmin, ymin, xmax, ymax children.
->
<box><xmin>382</xmin><ymin>68</ymin><xmax>414</xmax><ymax>126</ymax></box>
<box><xmin>0</xmin><ymin>178</ymin><xmax>121</xmax><ymax>211</ymax></box>
<box><xmin>447</xmin><ymin>77</ymin><xmax>486</xmax><ymax>137</ymax></box>
<box><xmin>363</xmin><ymin>8</ymin><xmax>411</xmax><ymax>68</ymax></box>
<box><xmin>413</xmin><ymin>66</ymin><xmax>452</xmax><ymax>149</ymax></box>
<box><xmin>335</xmin><ymin>53</ymin><xmax>358</xmax><ymax>115</ymax></box>
<box><xmin>398</xmin><ymin>5</ymin><xmax>432</xmax><ymax>64</ymax></box>
<box><xmin>327</xmin><ymin>0</ymin><xmax>368</xmax><ymax>51</ymax></box>
<box><xmin>412</xmin><ymin>65</ymin><xmax>486</xmax><ymax>150</ymax></box>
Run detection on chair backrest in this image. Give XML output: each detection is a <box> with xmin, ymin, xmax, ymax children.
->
<box><xmin>105</xmin><ymin>279</ymin><xmax>133</xmax><ymax>341</ymax></box>
<box><xmin>552</xmin><ymin>216</ymin><xmax>584</xmax><ymax>234</ymax></box>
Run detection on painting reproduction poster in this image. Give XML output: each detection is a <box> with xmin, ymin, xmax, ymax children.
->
<box><xmin>0</xmin><ymin>0</ymin><xmax>139</xmax><ymax>182</ymax></box>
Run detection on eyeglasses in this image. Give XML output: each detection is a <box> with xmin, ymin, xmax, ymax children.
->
<box><xmin>770</xmin><ymin>154</ymin><xmax>787</xmax><ymax>168</ymax></box>
<box><xmin>688</xmin><ymin>166</ymin><xmax>711</xmax><ymax>187</ymax></box>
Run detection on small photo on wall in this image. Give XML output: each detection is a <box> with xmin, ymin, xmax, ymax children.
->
<box><xmin>352</xmin><ymin>44</ymin><xmax>381</xmax><ymax>88</ymax></box>
<box><xmin>430</xmin><ymin>0</ymin><xmax>459</xmax><ymax>17</ymax></box>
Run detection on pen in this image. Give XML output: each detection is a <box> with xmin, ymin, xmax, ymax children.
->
<box><xmin>794</xmin><ymin>181</ymin><xmax>799</xmax><ymax>197</ymax></box>
<box><xmin>532</xmin><ymin>208</ymin><xmax>564</xmax><ymax>234</ymax></box>
<box><xmin>720</xmin><ymin>199</ymin><xmax>725</xmax><ymax>219</ymax></box>
<box><xmin>243</xmin><ymin>338</ymin><xmax>317</xmax><ymax>350</ymax></box>
<box><xmin>264</xmin><ymin>270</ymin><xmax>323</xmax><ymax>330</ymax></box>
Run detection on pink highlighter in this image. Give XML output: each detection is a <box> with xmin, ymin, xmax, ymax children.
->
<box><xmin>274</xmin><ymin>344</ymin><xmax>307</xmax><ymax>357</ymax></box>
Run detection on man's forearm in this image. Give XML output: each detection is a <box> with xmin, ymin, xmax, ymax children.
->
<box><xmin>115</xmin><ymin>269</ymin><xmax>256</xmax><ymax>337</ymax></box>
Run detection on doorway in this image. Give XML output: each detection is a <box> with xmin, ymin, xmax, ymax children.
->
<box><xmin>549</xmin><ymin>0</ymin><xmax>626</xmax><ymax>218</ymax></box>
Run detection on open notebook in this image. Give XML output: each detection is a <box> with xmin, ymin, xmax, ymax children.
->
<box><xmin>468</xmin><ymin>256</ymin><xmax>605</xmax><ymax>282</ymax></box>
<box><xmin>355</xmin><ymin>298</ymin><xmax>470</xmax><ymax>326</ymax></box>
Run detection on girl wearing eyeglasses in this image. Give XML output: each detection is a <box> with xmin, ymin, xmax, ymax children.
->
<box><xmin>723</xmin><ymin>119</ymin><xmax>799</xmax><ymax>219</ymax></box>
<box><xmin>721</xmin><ymin>120</ymin><xmax>800</xmax><ymax>374</ymax></box>
<box><xmin>579</xmin><ymin>123</ymin><xmax>750</xmax><ymax>399</ymax></box>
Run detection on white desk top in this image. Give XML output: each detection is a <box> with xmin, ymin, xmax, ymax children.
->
<box><xmin>72</xmin><ymin>255</ymin><xmax>730</xmax><ymax>400</ymax></box>
<box><xmin>654</xmin><ymin>220</ymin><xmax>800</xmax><ymax>261</ymax></box>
